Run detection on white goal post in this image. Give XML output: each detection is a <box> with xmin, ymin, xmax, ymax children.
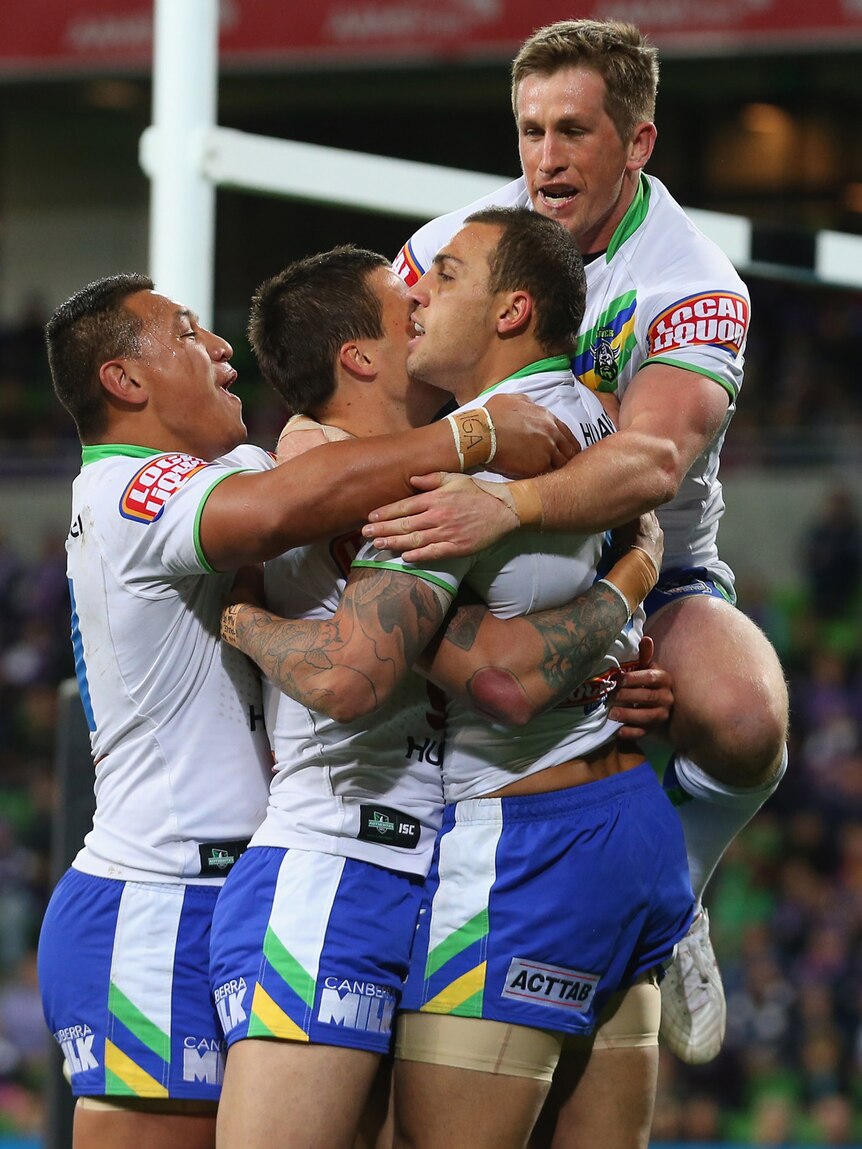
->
<box><xmin>141</xmin><ymin>0</ymin><xmax>862</xmax><ymax>327</ymax></box>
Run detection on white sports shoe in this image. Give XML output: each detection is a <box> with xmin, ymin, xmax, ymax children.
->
<box><xmin>659</xmin><ymin>907</ymin><xmax>726</xmax><ymax>1064</ymax></box>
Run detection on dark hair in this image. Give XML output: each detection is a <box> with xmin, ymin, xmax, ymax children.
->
<box><xmin>465</xmin><ymin>207</ymin><xmax>585</xmax><ymax>355</ymax></box>
<box><xmin>44</xmin><ymin>273</ymin><xmax>153</xmax><ymax>440</ymax></box>
<box><xmin>248</xmin><ymin>246</ymin><xmax>391</xmax><ymax>415</ymax></box>
<box><xmin>511</xmin><ymin>19</ymin><xmax>659</xmax><ymax>143</ymax></box>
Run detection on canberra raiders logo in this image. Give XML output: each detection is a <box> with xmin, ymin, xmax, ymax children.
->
<box><xmin>590</xmin><ymin>326</ymin><xmax>621</xmax><ymax>385</ymax></box>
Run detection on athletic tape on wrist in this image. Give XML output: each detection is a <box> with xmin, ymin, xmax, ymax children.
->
<box><xmin>628</xmin><ymin>544</ymin><xmax>661</xmax><ymax>583</ymax></box>
<box><xmin>605</xmin><ymin>547</ymin><xmax>660</xmax><ymax>614</ymax></box>
<box><xmin>478</xmin><ymin>405</ymin><xmax>497</xmax><ymax>463</ymax></box>
<box><xmin>220</xmin><ymin>603</ymin><xmax>243</xmax><ymax>648</ymax></box>
<box><xmin>446</xmin><ymin>408</ymin><xmax>493</xmax><ymax>472</ymax></box>
<box><xmin>445</xmin><ymin>414</ymin><xmax>465</xmax><ymax>471</ymax></box>
<box><xmin>508</xmin><ymin>479</ymin><xmax>544</xmax><ymax>529</ymax></box>
<box><xmin>598</xmin><ymin>578</ymin><xmax>633</xmax><ymax>622</ymax></box>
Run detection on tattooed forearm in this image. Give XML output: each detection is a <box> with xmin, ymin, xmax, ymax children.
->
<box><xmin>431</xmin><ymin>582</ymin><xmax>629</xmax><ymax>724</ymax></box>
<box><xmin>438</xmin><ymin>603</ymin><xmax>485</xmax><ymax>653</ymax></box>
<box><xmin>225</xmin><ymin>566</ymin><xmax>448</xmax><ymax>721</ymax></box>
<box><xmin>519</xmin><ymin>582</ymin><xmax>628</xmax><ymax>698</ymax></box>
<box><xmin>230</xmin><ymin>605</ymin><xmax>377</xmax><ymax>716</ymax></box>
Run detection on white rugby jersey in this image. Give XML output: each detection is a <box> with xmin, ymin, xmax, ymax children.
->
<box><xmin>394</xmin><ymin>174</ymin><xmax>748</xmax><ymax>589</ymax></box>
<box><xmin>353</xmin><ymin>359</ymin><xmax>642</xmax><ymax>803</ymax></box>
<box><xmin>251</xmin><ymin>517</ymin><xmax>446</xmax><ymax>877</ymax></box>
<box><xmin>67</xmin><ymin>443</ymin><xmax>274</xmax><ymax>883</ymax></box>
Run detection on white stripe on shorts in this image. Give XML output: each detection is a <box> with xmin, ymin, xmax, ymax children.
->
<box><xmin>269</xmin><ymin>850</ymin><xmax>347</xmax><ymax>986</ymax></box>
<box><xmin>426</xmin><ymin>802</ymin><xmax>503</xmax><ymax>968</ymax></box>
<box><xmin>111</xmin><ymin>882</ymin><xmax>184</xmax><ymax>1047</ymax></box>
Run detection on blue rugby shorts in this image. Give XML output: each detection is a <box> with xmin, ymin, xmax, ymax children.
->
<box><xmin>209</xmin><ymin>846</ymin><xmax>424</xmax><ymax>1055</ymax></box>
<box><xmin>644</xmin><ymin>565</ymin><xmax>736</xmax><ymax>618</ymax></box>
<box><xmin>38</xmin><ymin>868</ymin><xmax>224</xmax><ymax>1100</ymax></box>
<box><xmin>400</xmin><ymin>762</ymin><xmax>695</xmax><ymax>1037</ymax></box>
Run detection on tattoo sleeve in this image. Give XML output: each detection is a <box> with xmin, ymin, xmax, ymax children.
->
<box><xmin>227</xmin><ymin>567</ymin><xmax>449</xmax><ymax>721</ymax></box>
<box><xmin>424</xmin><ymin>581</ymin><xmax>629</xmax><ymax>724</ymax></box>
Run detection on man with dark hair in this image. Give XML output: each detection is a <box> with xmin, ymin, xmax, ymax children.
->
<box><xmin>248</xmin><ymin>247</ymin><xmax>392</xmax><ymax>418</ymax></box>
<box><xmin>380</xmin><ymin>16</ymin><xmax>790</xmax><ymax>1070</ymax></box>
<box><xmin>220</xmin><ymin>211</ymin><xmax>693</xmax><ymax>1149</ymax></box>
<box><xmin>36</xmin><ymin>271</ymin><xmax>572</xmax><ymax>1149</ymax></box>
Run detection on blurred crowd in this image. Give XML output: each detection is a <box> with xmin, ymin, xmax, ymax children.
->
<box><xmin>0</xmin><ymin>529</ymin><xmax>70</xmax><ymax>1142</ymax></box>
<box><xmin>652</xmin><ymin>489</ymin><xmax>862</xmax><ymax>1145</ymax></box>
<box><xmin>724</xmin><ymin>279</ymin><xmax>862</xmax><ymax>469</ymax></box>
<box><xmin>0</xmin><ymin>281</ymin><xmax>860</xmax><ymax>1145</ymax></box>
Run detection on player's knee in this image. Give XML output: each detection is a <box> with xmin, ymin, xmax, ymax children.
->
<box><xmin>689</xmin><ymin>684</ymin><xmax>790</xmax><ymax>785</ymax></box>
<box><xmin>732</xmin><ymin>650</ymin><xmax>789</xmax><ymax>779</ymax></box>
<box><xmin>679</xmin><ymin>672</ymin><xmax>788</xmax><ymax>787</ymax></box>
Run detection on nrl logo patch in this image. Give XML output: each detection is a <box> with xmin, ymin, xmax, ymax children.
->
<box><xmin>357</xmin><ymin>805</ymin><xmax>420</xmax><ymax>849</ymax></box>
<box><xmin>207</xmin><ymin>848</ymin><xmax>234</xmax><ymax>870</ymax></box>
<box><xmin>198</xmin><ymin>839</ymin><xmax>250</xmax><ymax>876</ymax></box>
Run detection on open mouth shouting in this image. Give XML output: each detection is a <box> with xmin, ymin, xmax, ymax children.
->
<box><xmin>537</xmin><ymin>183</ymin><xmax>578</xmax><ymax>211</ymax></box>
<box><xmin>219</xmin><ymin>368</ymin><xmax>241</xmax><ymax>402</ymax></box>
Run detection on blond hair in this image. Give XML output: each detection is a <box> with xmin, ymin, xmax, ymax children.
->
<box><xmin>511</xmin><ymin>19</ymin><xmax>659</xmax><ymax>143</ymax></box>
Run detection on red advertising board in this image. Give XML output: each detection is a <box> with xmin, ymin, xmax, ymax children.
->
<box><xmin>3</xmin><ymin>0</ymin><xmax>862</xmax><ymax>75</ymax></box>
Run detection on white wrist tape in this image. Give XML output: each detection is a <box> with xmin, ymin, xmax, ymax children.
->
<box><xmin>598</xmin><ymin>577</ymin><xmax>633</xmax><ymax>622</ymax></box>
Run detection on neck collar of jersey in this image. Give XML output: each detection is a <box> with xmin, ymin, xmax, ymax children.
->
<box><xmin>81</xmin><ymin>444</ymin><xmax>165</xmax><ymax>467</ymax></box>
<box><xmin>604</xmin><ymin>173</ymin><xmax>651</xmax><ymax>264</ymax></box>
<box><xmin>476</xmin><ymin>355</ymin><xmax>571</xmax><ymax>399</ymax></box>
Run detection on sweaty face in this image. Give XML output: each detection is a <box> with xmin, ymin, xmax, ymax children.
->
<box><xmin>124</xmin><ymin>290</ymin><xmax>244</xmax><ymax>460</ymax></box>
<box><xmin>516</xmin><ymin>65</ymin><xmax>647</xmax><ymax>255</ymax></box>
<box><xmin>407</xmin><ymin>222</ymin><xmax>501</xmax><ymax>404</ymax></box>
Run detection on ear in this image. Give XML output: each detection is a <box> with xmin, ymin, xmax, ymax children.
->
<box><xmin>98</xmin><ymin>359</ymin><xmax>148</xmax><ymax>407</ymax></box>
<box><xmin>339</xmin><ymin>341</ymin><xmax>376</xmax><ymax>380</ymax></box>
<box><xmin>627</xmin><ymin>121</ymin><xmax>657</xmax><ymax>173</ymax></box>
<box><xmin>497</xmin><ymin>290</ymin><xmax>533</xmax><ymax>337</ymax></box>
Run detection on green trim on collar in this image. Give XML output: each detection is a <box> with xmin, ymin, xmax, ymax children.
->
<box><xmin>605</xmin><ymin>174</ymin><xmax>651</xmax><ymax>263</ymax></box>
<box><xmin>81</xmin><ymin>444</ymin><xmax>164</xmax><ymax>467</ymax></box>
<box><xmin>476</xmin><ymin>355</ymin><xmax>572</xmax><ymax>399</ymax></box>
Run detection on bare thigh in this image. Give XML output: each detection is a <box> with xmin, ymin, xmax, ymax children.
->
<box><xmin>355</xmin><ymin>1056</ymin><xmax>395</xmax><ymax>1149</ymax></box>
<box><xmin>216</xmin><ymin>1038</ymin><xmax>381</xmax><ymax>1149</ymax></box>
<box><xmin>528</xmin><ymin>1044</ymin><xmax>658</xmax><ymax>1149</ymax></box>
<box><xmin>73</xmin><ymin>1102</ymin><xmax>217</xmax><ymax>1149</ymax></box>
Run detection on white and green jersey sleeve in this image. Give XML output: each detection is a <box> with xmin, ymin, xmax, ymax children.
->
<box><xmin>574</xmin><ymin>175</ymin><xmax>746</xmax><ymax>586</ymax></box>
<box><xmin>68</xmin><ymin>444</ymin><xmax>275</xmax><ymax>883</ymax></box>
